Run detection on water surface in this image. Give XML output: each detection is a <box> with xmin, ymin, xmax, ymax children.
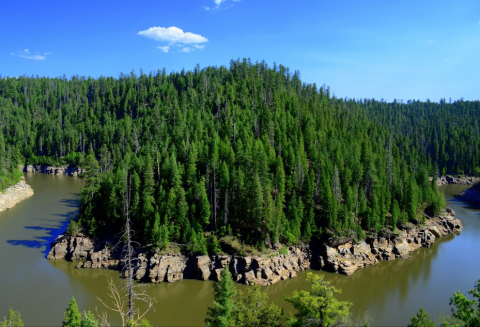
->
<box><xmin>1</xmin><ymin>176</ymin><xmax>479</xmax><ymax>326</ymax></box>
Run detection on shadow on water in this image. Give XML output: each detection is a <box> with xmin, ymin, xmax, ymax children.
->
<box><xmin>6</xmin><ymin>194</ymin><xmax>81</xmax><ymax>257</ymax></box>
<box><xmin>7</xmin><ymin>209</ymin><xmax>77</xmax><ymax>256</ymax></box>
<box><xmin>60</xmin><ymin>198</ymin><xmax>81</xmax><ymax>208</ymax></box>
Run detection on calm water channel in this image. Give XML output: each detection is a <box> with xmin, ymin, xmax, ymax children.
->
<box><xmin>1</xmin><ymin>174</ymin><xmax>479</xmax><ymax>326</ymax></box>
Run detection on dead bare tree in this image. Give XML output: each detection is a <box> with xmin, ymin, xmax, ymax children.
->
<box><xmin>97</xmin><ymin>166</ymin><xmax>156</xmax><ymax>326</ymax></box>
<box><xmin>96</xmin><ymin>278</ymin><xmax>155</xmax><ymax>327</ymax></box>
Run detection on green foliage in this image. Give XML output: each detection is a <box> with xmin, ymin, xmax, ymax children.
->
<box><xmin>80</xmin><ymin>311</ymin><xmax>98</xmax><ymax>327</ymax></box>
<box><xmin>205</xmin><ymin>269</ymin><xmax>237</xmax><ymax>327</ymax></box>
<box><xmin>127</xmin><ymin>319</ymin><xmax>152</xmax><ymax>327</ymax></box>
<box><xmin>280</xmin><ymin>247</ymin><xmax>289</xmax><ymax>256</ymax></box>
<box><xmin>408</xmin><ymin>308</ymin><xmax>435</xmax><ymax>327</ymax></box>
<box><xmin>449</xmin><ymin>280</ymin><xmax>480</xmax><ymax>327</ymax></box>
<box><xmin>63</xmin><ymin>297</ymin><xmax>82</xmax><ymax>327</ymax></box>
<box><xmin>67</xmin><ymin>219</ymin><xmax>80</xmax><ymax>237</ymax></box>
<box><xmin>285</xmin><ymin>272</ymin><xmax>351</xmax><ymax>327</ymax></box>
<box><xmin>208</xmin><ymin>235</ymin><xmax>222</xmax><ymax>254</ymax></box>
<box><xmin>0</xmin><ymin>308</ymin><xmax>24</xmax><ymax>327</ymax></box>
<box><xmin>1</xmin><ymin>60</ymin><xmax>468</xmax><ymax>247</ymax></box>
<box><xmin>233</xmin><ymin>284</ymin><xmax>293</xmax><ymax>327</ymax></box>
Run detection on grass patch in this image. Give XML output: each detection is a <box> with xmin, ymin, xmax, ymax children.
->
<box><xmin>219</xmin><ymin>235</ymin><xmax>279</xmax><ymax>256</ymax></box>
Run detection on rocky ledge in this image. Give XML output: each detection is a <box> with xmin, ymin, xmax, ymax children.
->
<box><xmin>20</xmin><ymin>164</ymin><xmax>85</xmax><ymax>177</ymax></box>
<box><xmin>47</xmin><ymin>210</ymin><xmax>461</xmax><ymax>285</ymax></box>
<box><xmin>0</xmin><ymin>179</ymin><xmax>34</xmax><ymax>212</ymax></box>
<box><xmin>317</xmin><ymin>211</ymin><xmax>461</xmax><ymax>275</ymax></box>
<box><xmin>455</xmin><ymin>185</ymin><xmax>480</xmax><ymax>207</ymax></box>
<box><xmin>435</xmin><ymin>175</ymin><xmax>479</xmax><ymax>186</ymax></box>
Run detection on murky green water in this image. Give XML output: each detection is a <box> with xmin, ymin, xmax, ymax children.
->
<box><xmin>1</xmin><ymin>175</ymin><xmax>479</xmax><ymax>326</ymax></box>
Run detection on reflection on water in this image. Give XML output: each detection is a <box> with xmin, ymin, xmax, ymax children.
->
<box><xmin>1</xmin><ymin>176</ymin><xmax>479</xmax><ymax>326</ymax></box>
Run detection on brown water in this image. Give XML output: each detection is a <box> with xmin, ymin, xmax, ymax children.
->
<box><xmin>1</xmin><ymin>175</ymin><xmax>479</xmax><ymax>326</ymax></box>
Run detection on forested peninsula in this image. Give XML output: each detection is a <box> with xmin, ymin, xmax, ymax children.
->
<box><xmin>2</xmin><ymin>59</ymin><xmax>479</xmax><ymax>282</ymax></box>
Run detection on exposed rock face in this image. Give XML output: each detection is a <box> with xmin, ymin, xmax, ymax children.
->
<box><xmin>48</xmin><ymin>213</ymin><xmax>462</xmax><ymax>285</ymax></box>
<box><xmin>316</xmin><ymin>213</ymin><xmax>462</xmax><ymax>276</ymax></box>
<box><xmin>47</xmin><ymin>235</ymin><xmax>95</xmax><ymax>261</ymax></box>
<box><xmin>435</xmin><ymin>175</ymin><xmax>479</xmax><ymax>186</ymax></box>
<box><xmin>455</xmin><ymin>185</ymin><xmax>480</xmax><ymax>207</ymax></box>
<box><xmin>0</xmin><ymin>180</ymin><xmax>34</xmax><ymax>212</ymax></box>
<box><xmin>20</xmin><ymin>164</ymin><xmax>84</xmax><ymax>177</ymax></box>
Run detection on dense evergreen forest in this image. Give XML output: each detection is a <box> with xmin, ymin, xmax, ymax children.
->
<box><xmin>0</xmin><ymin>59</ymin><xmax>479</xmax><ymax>251</ymax></box>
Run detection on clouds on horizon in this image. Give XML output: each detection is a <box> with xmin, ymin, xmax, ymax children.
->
<box><xmin>11</xmin><ymin>49</ymin><xmax>52</xmax><ymax>60</ymax></box>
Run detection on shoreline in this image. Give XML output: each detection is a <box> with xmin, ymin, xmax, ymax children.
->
<box><xmin>435</xmin><ymin>175</ymin><xmax>479</xmax><ymax>186</ymax></box>
<box><xmin>47</xmin><ymin>209</ymin><xmax>462</xmax><ymax>286</ymax></box>
<box><xmin>0</xmin><ymin>179</ymin><xmax>34</xmax><ymax>213</ymax></box>
<box><xmin>19</xmin><ymin>164</ymin><xmax>84</xmax><ymax>177</ymax></box>
<box><xmin>454</xmin><ymin>185</ymin><xmax>480</xmax><ymax>207</ymax></box>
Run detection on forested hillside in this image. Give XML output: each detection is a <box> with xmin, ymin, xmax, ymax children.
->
<box><xmin>0</xmin><ymin>59</ymin><xmax>478</xmax><ymax>251</ymax></box>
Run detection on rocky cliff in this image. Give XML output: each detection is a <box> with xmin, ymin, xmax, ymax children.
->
<box><xmin>47</xmin><ymin>210</ymin><xmax>461</xmax><ymax>285</ymax></box>
<box><xmin>316</xmin><ymin>212</ymin><xmax>461</xmax><ymax>275</ymax></box>
<box><xmin>435</xmin><ymin>175</ymin><xmax>479</xmax><ymax>186</ymax></box>
<box><xmin>20</xmin><ymin>165</ymin><xmax>85</xmax><ymax>177</ymax></box>
<box><xmin>0</xmin><ymin>179</ymin><xmax>34</xmax><ymax>212</ymax></box>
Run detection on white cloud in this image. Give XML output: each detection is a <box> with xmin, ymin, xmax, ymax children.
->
<box><xmin>157</xmin><ymin>46</ymin><xmax>170</xmax><ymax>53</ymax></box>
<box><xmin>181</xmin><ymin>47</ymin><xmax>192</xmax><ymax>53</ymax></box>
<box><xmin>194</xmin><ymin>44</ymin><xmax>205</xmax><ymax>49</ymax></box>
<box><xmin>138</xmin><ymin>26</ymin><xmax>208</xmax><ymax>44</ymax></box>
<box><xmin>20</xmin><ymin>54</ymin><xmax>46</xmax><ymax>60</ymax></box>
<box><xmin>12</xmin><ymin>49</ymin><xmax>51</xmax><ymax>60</ymax></box>
<box><xmin>205</xmin><ymin>0</ymin><xmax>238</xmax><ymax>10</ymax></box>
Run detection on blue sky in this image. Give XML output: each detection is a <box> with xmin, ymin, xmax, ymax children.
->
<box><xmin>1</xmin><ymin>0</ymin><xmax>479</xmax><ymax>102</ymax></box>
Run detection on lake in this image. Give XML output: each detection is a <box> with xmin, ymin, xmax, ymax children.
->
<box><xmin>1</xmin><ymin>174</ymin><xmax>478</xmax><ymax>326</ymax></box>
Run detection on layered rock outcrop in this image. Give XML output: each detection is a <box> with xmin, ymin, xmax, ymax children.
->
<box><xmin>0</xmin><ymin>180</ymin><xmax>34</xmax><ymax>212</ymax></box>
<box><xmin>316</xmin><ymin>212</ymin><xmax>461</xmax><ymax>275</ymax></box>
<box><xmin>20</xmin><ymin>164</ymin><xmax>84</xmax><ymax>177</ymax></box>
<box><xmin>435</xmin><ymin>175</ymin><xmax>479</xmax><ymax>186</ymax></box>
<box><xmin>47</xmin><ymin>211</ymin><xmax>462</xmax><ymax>285</ymax></box>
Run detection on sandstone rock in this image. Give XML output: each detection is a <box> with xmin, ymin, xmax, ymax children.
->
<box><xmin>196</xmin><ymin>255</ymin><xmax>212</xmax><ymax>280</ymax></box>
<box><xmin>445</xmin><ymin>207</ymin><xmax>455</xmax><ymax>216</ymax></box>
<box><xmin>0</xmin><ymin>181</ymin><xmax>34</xmax><ymax>212</ymax></box>
<box><xmin>212</xmin><ymin>269</ymin><xmax>224</xmax><ymax>282</ymax></box>
<box><xmin>244</xmin><ymin>270</ymin><xmax>256</xmax><ymax>285</ymax></box>
<box><xmin>421</xmin><ymin>230</ymin><xmax>435</xmax><ymax>247</ymax></box>
<box><xmin>352</xmin><ymin>241</ymin><xmax>371</xmax><ymax>256</ymax></box>
<box><xmin>427</xmin><ymin>225</ymin><xmax>442</xmax><ymax>237</ymax></box>
<box><xmin>262</xmin><ymin>267</ymin><xmax>274</xmax><ymax>279</ymax></box>
<box><xmin>394</xmin><ymin>238</ymin><xmax>409</xmax><ymax>257</ymax></box>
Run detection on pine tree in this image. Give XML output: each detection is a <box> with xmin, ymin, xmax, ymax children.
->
<box><xmin>205</xmin><ymin>269</ymin><xmax>237</xmax><ymax>327</ymax></box>
<box><xmin>285</xmin><ymin>273</ymin><xmax>351</xmax><ymax>327</ymax></box>
<box><xmin>63</xmin><ymin>297</ymin><xmax>82</xmax><ymax>327</ymax></box>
